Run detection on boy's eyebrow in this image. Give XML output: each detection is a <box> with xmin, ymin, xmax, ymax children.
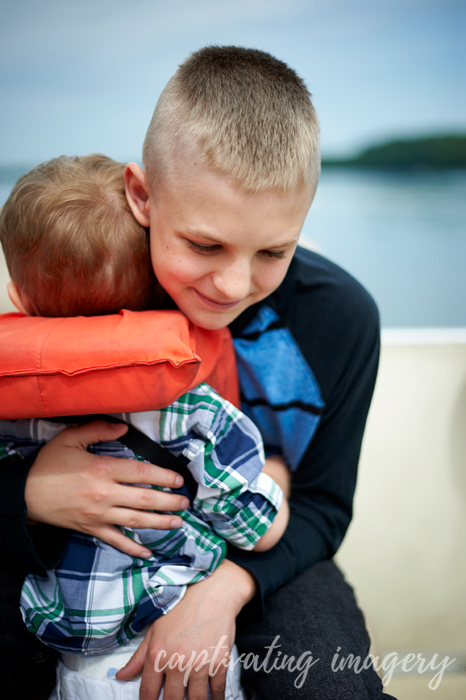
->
<box><xmin>183</xmin><ymin>227</ymin><xmax>299</xmax><ymax>248</ymax></box>
<box><xmin>183</xmin><ymin>228</ymin><xmax>221</xmax><ymax>242</ymax></box>
<box><xmin>262</xmin><ymin>239</ymin><xmax>299</xmax><ymax>250</ymax></box>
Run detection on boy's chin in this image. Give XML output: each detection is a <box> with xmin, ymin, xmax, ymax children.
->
<box><xmin>182</xmin><ymin>305</ymin><xmax>246</xmax><ymax>331</ymax></box>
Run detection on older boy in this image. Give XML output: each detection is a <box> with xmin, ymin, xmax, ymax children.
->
<box><xmin>0</xmin><ymin>47</ymin><xmax>394</xmax><ymax>699</ymax></box>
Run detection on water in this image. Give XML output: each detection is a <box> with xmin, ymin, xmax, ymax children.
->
<box><xmin>1</xmin><ymin>168</ymin><xmax>465</xmax><ymax>327</ymax></box>
<box><xmin>302</xmin><ymin>169</ymin><xmax>466</xmax><ymax>328</ymax></box>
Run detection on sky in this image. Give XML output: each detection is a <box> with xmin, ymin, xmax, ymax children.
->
<box><xmin>1</xmin><ymin>0</ymin><xmax>465</xmax><ymax>165</ymax></box>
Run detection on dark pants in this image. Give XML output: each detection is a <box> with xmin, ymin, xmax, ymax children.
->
<box><xmin>236</xmin><ymin>560</ymin><xmax>398</xmax><ymax>700</ymax></box>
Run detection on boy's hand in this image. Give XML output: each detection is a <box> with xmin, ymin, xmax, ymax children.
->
<box><xmin>116</xmin><ymin>559</ymin><xmax>256</xmax><ymax>699</ymax></box>
<box><xmin>24</xmin><ymin>421</ymin><xmax>189</xmax><ymax>559</ymax></box>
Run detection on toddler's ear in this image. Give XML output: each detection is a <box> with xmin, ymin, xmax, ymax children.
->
<box><xmin>7</xmin><ymin>281</ymin><xmax>32</xmax><ymax>315</ymax></box>
<box><xmin>124</xmin><ymin>163</ymin><xmax>151</xmax><ymax>227</ymax></box>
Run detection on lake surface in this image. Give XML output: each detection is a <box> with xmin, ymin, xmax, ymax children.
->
<box><xmin>301</xmin><ymin>169</ymin><xmax>466</xmax><ymax>328</ymax></box>
<box><xmin>1</xmin><ymin>168</ymin><xmax>465</xmax><ymax>328</ymax></box>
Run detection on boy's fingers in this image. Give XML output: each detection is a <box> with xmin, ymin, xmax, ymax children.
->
<box><xmin>111</xmin><ymin>507</ymin><xmax>183</xmax><ymax>532</ymax></box>
<box><xmin>139</xmin><ymin>660</ymin><xmax>169</xmax><ymax>700</ymax></box>
<box><xmin>57</xmin><ymin>420</ymin><xmax>129</xmax><ymax>449</ymax></box>
<box><xmin>111</xmin><ymin>458</ymin><xmax>184</xmax><ymax>489</ymax></box>
<box><xmin>116</xmin><ymin>632</ymin><xmax>150</xmax><ymax>680</ymax></box>
<box><xmin>113</xmin><ymin>481</ymin><xmax>189</xmax><ymax>513</ymax></box>
<box><xmin>164</xmin><ymin>673</ymin><xmax>193</xmax><ymax>700</ymax></box>
<box><xmin>54</xmin><ymin>421</ymin><xmax>186</xmax><ymax>490</ymax></box>
<box><xmin>209</xmin><ymin>668</ymin><xmax>229</xmax><ymax>700</ymax></box>
<box><xmin>94</xmin><ymin>525</ymin><xmax>154</xmax><ymax>559</ymax></box>
<box><xmin>121</xmin><ymin>636</ymin><xmax>165</xmax><ymax>700</ymax></box>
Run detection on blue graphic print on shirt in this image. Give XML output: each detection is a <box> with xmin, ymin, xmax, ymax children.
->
<box><xmin>233</xmin><ymin>305</ymin><xmax>325</xmax><ymax>471</ymax></box>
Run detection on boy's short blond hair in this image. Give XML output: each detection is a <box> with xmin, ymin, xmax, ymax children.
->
<box><xmin>143</xmin><ymin>45</ymin><xmax>320</xmax><ymax>194</ymax></box>
<box><xmin>0</xmin><ymin>154</ymin><xmax>155</xmax><ymax>317</ymax></box>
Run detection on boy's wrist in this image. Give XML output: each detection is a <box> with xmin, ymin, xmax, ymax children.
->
<box><xmin>202</xmin><ymin>559</ymin><xmax>258</xmax><ymax>615</ymax></box>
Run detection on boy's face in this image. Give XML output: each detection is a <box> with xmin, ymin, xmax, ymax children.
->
<box><xmin>126</xmin><ymin>152</ymin><xmax>313</xmax><ymax>330</ymax></box>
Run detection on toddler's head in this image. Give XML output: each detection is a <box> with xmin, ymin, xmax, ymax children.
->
<box><xmin>0</xmin><ymin>154</ymin><xmax>155</xmax><ymax>317</ymax></box>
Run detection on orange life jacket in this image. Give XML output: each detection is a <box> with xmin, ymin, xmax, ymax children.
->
<box><xmin>0</xmin><ymin>309</ymin><xmax>240</xmax><ymax>419</ymax></box>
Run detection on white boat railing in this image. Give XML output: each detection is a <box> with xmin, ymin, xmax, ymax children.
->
<box><xmin>337</xmin><ymin>329</ymin><xmax>466</xmax><ymax>668</ymax></box>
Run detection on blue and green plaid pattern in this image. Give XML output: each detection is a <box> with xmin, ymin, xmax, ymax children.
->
<box><xmin>0</xmin><ymin>382</ymin><xmax>282</xmax><ymax>654</ymax></box>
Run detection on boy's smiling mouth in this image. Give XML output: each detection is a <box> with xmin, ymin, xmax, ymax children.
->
<box><xmin>193</xmin><ymin>289</ymin><xmax>242</xmax><ymax>311</ymax></box>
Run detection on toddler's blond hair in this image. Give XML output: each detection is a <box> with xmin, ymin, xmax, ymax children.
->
<box><xmin>0</xmin><ymin>154</ymin><xmax>155</xmax><ymax>317</ymax></box>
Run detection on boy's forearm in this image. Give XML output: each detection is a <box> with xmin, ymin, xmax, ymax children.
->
<box><xmin>261</xmin><ymin>454</ymin><xmax>291</xmax><ymax>497</ymax></box>
<box><xmin>253</xmin><ymin>497</ymin><xmax>289</xmax><ymax>551</ymax></box>
<box><xmin>253</xmin><ymin>455</ymin><xmax>290</xmax><ymax>551</ymax></box>
<box><xmin>0</xmin><ymin>447</ymin><xmax>70</xmax><ymax>571</ymax></box>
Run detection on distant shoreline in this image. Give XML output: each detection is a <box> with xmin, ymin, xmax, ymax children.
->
<box><xmin>321</xmin><ymin>134</ymin><xmax>466</xmax><ymax>170</ymax></box>
<box><xmin>1</xmin><ymin>135</ymin><xmax>466</xmax><ymax>183</ymax></box>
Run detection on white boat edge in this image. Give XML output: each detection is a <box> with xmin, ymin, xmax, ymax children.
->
<box><xmin>382</xmin><ymin>327</ymin><xmax>466</xmax><ymax>344</ymax></box>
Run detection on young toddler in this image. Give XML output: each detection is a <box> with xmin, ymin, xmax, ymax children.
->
<box><xmin>0</xmin><ymin>154</ymin><xmax>289</xmax><ymax>699</ymax></box>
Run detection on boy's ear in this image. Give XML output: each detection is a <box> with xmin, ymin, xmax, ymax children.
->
<box><xmin>7</xmin><ymin>281</ymin><xmax>33</xmax><ymax>315</ymax></box>
<box><xmin>124</xmin><ymin>163</ymin><xmax>151</xmax><ymax>227</ymax></box>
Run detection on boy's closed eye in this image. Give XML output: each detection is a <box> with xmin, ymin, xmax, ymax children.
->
<box><xmin>186</xmin><ymin>238</ymin><xmax>288</xmax><ymax>260</ymax></box>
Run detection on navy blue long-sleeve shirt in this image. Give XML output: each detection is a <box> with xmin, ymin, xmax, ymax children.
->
<box><xmin>228</xmin><ymin>247</ymin><xmax>380</xmax><ymax>610</ymax></box>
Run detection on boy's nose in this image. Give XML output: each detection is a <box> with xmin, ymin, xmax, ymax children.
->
<box><xmin>212</xmin><ymin>260</ymin><xmax>252</xmax><ymax>301</ymax></box>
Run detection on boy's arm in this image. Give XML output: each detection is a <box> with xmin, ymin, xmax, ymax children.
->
<box><xmin>252</xmin><ymin>455</ymin><xmax>290</xmax><ymax>551</ymax></box>
<box><xmin>261</xmin><ymin>454</ymin><xmax>291</xmax><ymax>498</ymax></box>
<box><xmin>227</xmin><ymin>248</ymin><xmax>381</xmax><ymax>613</ymax></box>
<box><xmin>0</xmin><ymin>443</ymin><xmax>70</xmax><ymax>571</ymax></box>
